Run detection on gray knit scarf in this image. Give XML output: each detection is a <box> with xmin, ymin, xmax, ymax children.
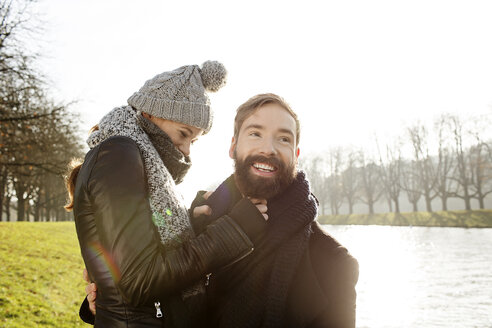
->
<box><xmin>87</xmin><ymin>106</ymin><xmax>195</xmax><ymax>249</ymax></box>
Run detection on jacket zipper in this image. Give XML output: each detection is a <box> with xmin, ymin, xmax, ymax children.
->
<box><xmin>154</xmin><ymin>302</ymin><xmax>163</xmax><ymax>318</ymax></box>
<box><xmin>205</xmin><ymin>273</ymin><xmax>212</xmax><ymax>286</ymax></box>
<box><xmin>204</xmin><ymin>247</ymin><xmax>254</xmax><ymax>287</ymax></box>
<box><xmin>220</xmin><ymin>247</ymin><xmax>254</xmax><ymax>271</ymax></box>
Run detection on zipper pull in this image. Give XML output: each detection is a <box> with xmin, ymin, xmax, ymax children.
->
<box><xmin>154</xmin><ymin>301</ymin><xmax>163</xmax><ymax>318</ymax></box>
<box><xmin>205</xmin><ymin>273</ymin><xmax>212</xmax><ymax>286</ymax></box>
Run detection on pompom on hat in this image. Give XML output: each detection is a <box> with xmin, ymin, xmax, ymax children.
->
<box><xmin>127</xmin><ymin>60</ymin><xmax>227</xmax><ymax>134</ymax></box>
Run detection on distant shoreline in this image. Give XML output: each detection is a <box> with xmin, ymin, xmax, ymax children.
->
<box><xmin>318</xmin><ymin>209</ymin><xmax>492</xmax><ymax>228</ymax></box>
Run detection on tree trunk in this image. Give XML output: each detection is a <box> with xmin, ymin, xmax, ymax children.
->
<box><xmin>56</xmin><ymin>207</ymin><xmax>63</xmax><ymax>221</ymax></box>
<box><xmin>46</xmin><ymin>205</ymin><xmax>51</xmax><ymax>222</ymax></box>
<box><xmin>17</xmin><ymin>198</ymin><xmax>25</xmax><ymax>221</ymax></box>
<box><xmin>478</xmin><ymin>196</ymin><xmax>484</xmax><ymax>210</ymax></box>
<box><xmin>33</xmin><ymin>202</ymin><xmax>41</xmax><ymax>221</ymax></box>
<box><xmin>425</xmin><ymin>195</ymin><xmax>432</xmax><ymax>212</ymax></box>
<box><xmin>412</xmin><ymin>202</ymin><xmax>418</xmax><ymax>212</ymax></box>
<box><xmin>462</xmin><ymin>181</ymin><xmax>472</xmax><ymax>210</ymax></box>
<box><xmin>394</xmin><ymin>198</ymin><xmax>400</xmax><ymax>214</ymax></box>
<box><xmin>0</xmin><ymin>170</ymin><xmax>6</xmax><ymax>221</ymax></box>
<box><xmin>14</xmin><ymin>183</ymin><xmax>27</xmax><ymax>221</ymax></box>
<box><xmin>464</xmin><ymin>194</ymin><xmax>471</xmax><ymax>210</ymax></box>
<box><xmin>368</xmin><ymin>202</ymin><xmax>374</xmax><ymax>215</ymax></box>
<box><xmin>441</xmin><ymin>197</ymin><xmax>448</xmax><ymax>211</ymax></box>
<box><xmin>5</xmin><ymin>196</ymin><xmax>11</xmax><ymax>221</ymax></box>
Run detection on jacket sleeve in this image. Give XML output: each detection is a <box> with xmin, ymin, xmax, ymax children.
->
<box><xmin>86</xmin><ymin>137</ymin><xmax>261</xmax><ymax>307</ymax></box>
<box><xmin>190</xmin><ymin>190</ymin><xmax>267</xmax><ymax>244</ymax></box>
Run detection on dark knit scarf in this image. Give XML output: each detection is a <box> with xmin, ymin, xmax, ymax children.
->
<box><xmin>137</xmin><ymin>114</ymin><xmax>191</xmax><ymax>185</ymax></box>
<box><xmin>215</xmin><ymin>171</ymin><xmax>318</xmax><ymax>328</ymax></box>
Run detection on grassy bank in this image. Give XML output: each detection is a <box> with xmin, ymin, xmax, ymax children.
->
<box><xmin>0</xmin><ymin>222</ymin><xmax>86</xmax><ymax>328</ymax></box>
<box><xmin>318</xmin><ymin>209</ymin><xmax>492</xmax><ymax>228</ymax></box>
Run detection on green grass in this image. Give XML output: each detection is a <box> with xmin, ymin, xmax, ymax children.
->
<box><xmin>318</xmin><ymin>209</ymin><xmax>492</xmax><ymax>228</ymax></box>
<box><xmin>0</xmin><ymin>222</ymin><xmax>87</xmax><ymax>328</ymax></box>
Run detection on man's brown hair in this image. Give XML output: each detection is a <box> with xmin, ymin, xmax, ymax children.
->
<box><xmin>233</xmin><ymin>93</ymin><xmax>300</xmax><ymax>146</ymax></box>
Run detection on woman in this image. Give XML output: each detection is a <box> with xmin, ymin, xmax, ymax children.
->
<box><xmin>65</xmin><ymin>61</ymin><xmax>267</xmax><ymax>327</ymax></box>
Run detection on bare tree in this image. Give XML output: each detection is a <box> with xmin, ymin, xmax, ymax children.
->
<box><xmin>468</xmin><ymin>143</ymin><xmax>492</xmax><ymax>209</ymax></box>
<box><xmin>446</xmin><ymin>115</ymin><xmax>473</xmax><ymax>210</ymax></box>
<box><xmin>326</xmin><ymin>147</ymin><xmax>343</xmax><ymax>215</ymax></box>
<box><xmin>400</xmin><ymin>160</ymin><xmax>421</xmax><ymax>212</ymax></box>
<box><xmin>2</xmin><ymin>176</ymin><xmax>13</xmax><ymax>221</ymax></box>
<box><xmin>357</xmin><ymin>151</ymin><xmax>383</xmax><ymax>214</ymax></box>
<box><xmin>340</xmin><ymin>150</ymin><xmax>359</xmax><ymax>214</ymax></box>
<box><xmin>1</xmin><ymin>84</ymin><xmax>83</xmax><ymax>221</ymax></box>
<box><xmin>0</xmin><ymin>0</ymin><xmax>40</xmax><ymax>80</ymax></box>
<box><xmin>0</xmin><ymin>165</ymin><xmax>6</xmax><ymax>218</ymax></box>
<box><xmin>377</xmin><ymin>140</ymin><xmax>403</xmax><ymax>213</ymax></box>
<box><xmin>301</xmin><ymin>155</ymin><xmax>330</xmax><ymax>215</ymax></box>
<box><xmin>0</xmin><ymin>0</ymin><xmax>84</xmax><ymax>221</ymax></box>
<box><xmin>407</xmin><ymin>124</ymin><xmax>437</xmax><ymax>211</ymax></box>
<box><xmin>433</xmin><ymin>115</ymin><xmax>455</xmax><ymax>210</ymax></box>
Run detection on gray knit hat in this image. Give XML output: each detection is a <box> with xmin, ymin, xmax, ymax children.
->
<box><xmin>127</xmin><ymin>60</ymin><xmax>227</xmax><ymax>134</ymax></box>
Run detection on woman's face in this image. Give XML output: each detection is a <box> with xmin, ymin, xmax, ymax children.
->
<box><xmin>142</xmin><ymin>113</ymin><xmax>203</xmax><ymax>156</ymax></box>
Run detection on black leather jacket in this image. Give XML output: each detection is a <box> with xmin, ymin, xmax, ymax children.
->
<box><xmin>74</xmin><ymin>136</ymin><xmax>266</xmax><ymax>327</ymax></box>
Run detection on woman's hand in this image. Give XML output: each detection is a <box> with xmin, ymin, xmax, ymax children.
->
<box><xmin>249</xmin><ymin>198</ymin><xmax>268</xmax><ymax>221</ymax></box>
<box><xmin>193</xmin><ymin>192</ymin><xmax>268</xmax><ymax>221</ymax></box>
<box><xmin>83</xmin><ymin>268</ymin><xmax>97</xmax><ymax>315</ymax></box>
<box><xmin>192</xmin><ymin>191</ymin><xmax>213</xmax><ymax>217</ymax></box>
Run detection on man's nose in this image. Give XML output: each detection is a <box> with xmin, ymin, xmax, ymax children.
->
<box><xmin>258</xmin><ymin>139</ymin><xmax>277</xmax><ymax>156</ymax></box>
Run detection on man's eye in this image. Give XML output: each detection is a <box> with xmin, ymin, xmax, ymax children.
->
<box><xmin>280</xmin><ymin>137</ymin><xmax>291</xmax><ymax>143</ymax></box>
<box><xmin>249</xmin><ymin>132</ymin><xmax>260</xmax><ymax>137</ymax></box>
<box><xmin>180</xmin><ymin>131</ymin><xmax>188</xmax><ymax>138</ymax></box>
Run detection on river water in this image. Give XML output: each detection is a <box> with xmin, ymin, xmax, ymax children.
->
<box><xmin>323</xmin><ymin>225</ymin><xmax>492</xmax><ymax>328</ymax></box>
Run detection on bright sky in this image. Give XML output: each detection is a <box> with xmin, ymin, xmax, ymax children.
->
<box><xmin>35</xmin><ymin>0</ymin><xmax>492</xmax><ymax>203</ymax></box>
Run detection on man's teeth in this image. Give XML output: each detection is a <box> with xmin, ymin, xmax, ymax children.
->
<box><xmin>253</xmin><ymin>163</ymin><xmax>275</xmax><ymax>172</ymax></box>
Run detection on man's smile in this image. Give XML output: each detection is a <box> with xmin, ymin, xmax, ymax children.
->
<box><xmin>252</xmin><ymin>162</ymin><xmax>278</xmax><ymax>176</ymax></box>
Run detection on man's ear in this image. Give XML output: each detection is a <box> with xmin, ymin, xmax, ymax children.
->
<box><xmin>229</xmin><ymin>137</ymin><xmax>237</xmax><ymax>159</ymax></box>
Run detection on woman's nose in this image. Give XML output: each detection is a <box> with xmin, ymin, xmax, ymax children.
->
<box><xmin>179</xmin><ymin>142</ymin><xmax>191</xmax><ymax>156</ymax></box>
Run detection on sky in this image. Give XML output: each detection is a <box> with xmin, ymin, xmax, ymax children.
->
<box><xmin>33</xmin><ymin>0</ymin><xmax>492</xmax><ymax>203</ymax></box>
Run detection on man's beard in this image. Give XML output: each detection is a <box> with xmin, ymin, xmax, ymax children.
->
<box><xmin>233</xmin><ymin>152</ymin><xmax>297</xmax><ymax>199</ymax></box>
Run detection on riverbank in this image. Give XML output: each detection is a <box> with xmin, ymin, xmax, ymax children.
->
<box><xmin>318</xmin><ymin>209</ymin><xmax>492</xmax><ymax>228</ymax></box>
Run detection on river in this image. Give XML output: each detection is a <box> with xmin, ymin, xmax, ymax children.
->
<box><xmin>323</xmin><ymin>225</ymin><xmax>492</xmax><ymax>328</ymax></box>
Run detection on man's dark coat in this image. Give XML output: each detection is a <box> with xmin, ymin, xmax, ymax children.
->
<box><xmin>191</xmin><ymin>173</ymin><xmax>359</xmax><ymax>328</ymax></box>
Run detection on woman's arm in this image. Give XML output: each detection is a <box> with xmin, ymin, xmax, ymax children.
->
<box><xmin>84</xmin><ymin>137</ymin><xmax>266</xmax><ymax>307</ymax></box>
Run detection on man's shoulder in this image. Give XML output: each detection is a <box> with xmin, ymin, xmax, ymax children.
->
<box><xmin>308</xmin><ymin>221</ymin><xmax>350</xmax><ymax>253</ymax></box>
<box><xmin>308</xmin><ymin>222</ymin><xmax>359</xmax><ymax>285</ymax></box>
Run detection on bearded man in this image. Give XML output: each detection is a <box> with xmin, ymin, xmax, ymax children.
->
<box><xmin>82</xmin><ymin>93</ymin><xmax>359</xmax><ymax>328</ymax></box>
<box><xmin>191</xmin><ymin>93</ymin><xmax>359</xmax><ymax>328</ymax></box>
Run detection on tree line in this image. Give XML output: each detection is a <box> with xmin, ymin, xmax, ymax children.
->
<box><xmin>301</xmin><ymin>113</ymin><xmax>492</xmax><ymax>215</ymax></box>
<box><xmin>2</xmin><ymin>1</ymin><xmax>491</xmax><ymax>221</ymax></box>
<box><xmin>0</xmin><ymin>0</ymin><xmax>84</xmax><ymax>221</ymax></box>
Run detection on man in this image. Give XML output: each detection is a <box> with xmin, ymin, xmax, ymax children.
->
<box><xmin>83</xmin><ymin>93</ymin><xmax>359</xmax><ymax>327</ymax></box>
